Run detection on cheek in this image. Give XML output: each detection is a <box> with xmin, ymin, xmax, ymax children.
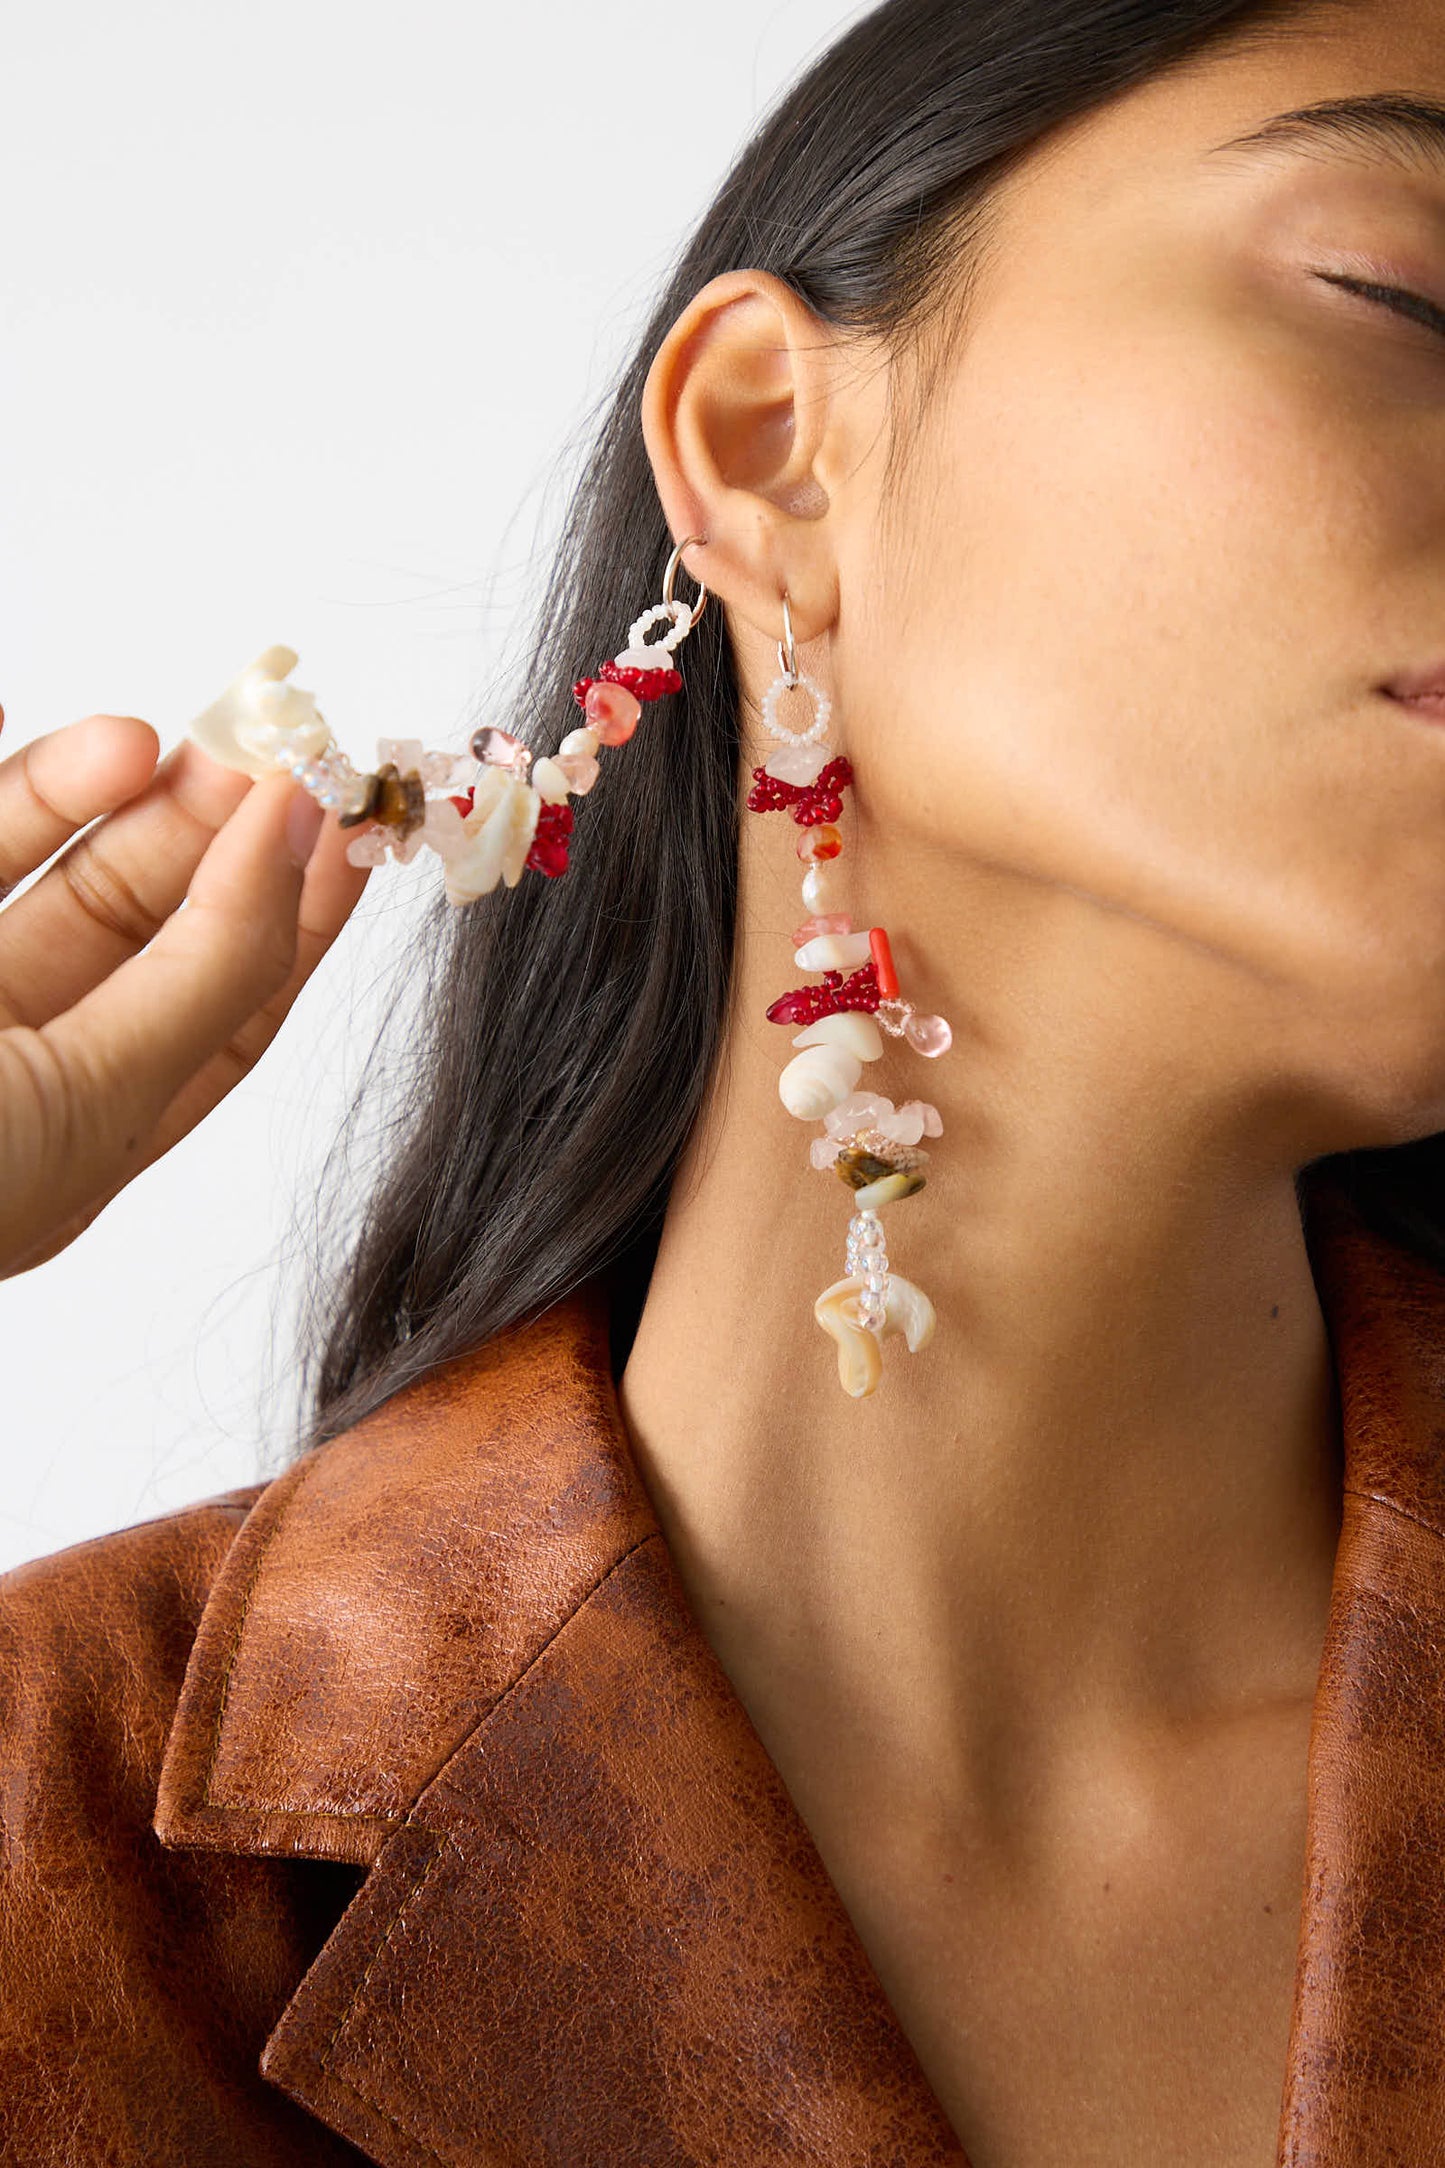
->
<box><xmin>847</xmin><ymin>313</ymin><xmax>1445</xmax><ymax>1025</ymax></box>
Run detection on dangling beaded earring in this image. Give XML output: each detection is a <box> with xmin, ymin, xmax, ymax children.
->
<box><xmin>747</xmin><ymin>593</ymin><xmax>953</xmax><ymax>1399</ymax></box>
<box><xmin>180</xmin><ymin>543</ymin><xmax>945</xmax><ymax>1396</ymax></box>
<box><xmin>182</xmin><ymin>535</ymin><xmax>712</xmax><ymax>906</ymax></box>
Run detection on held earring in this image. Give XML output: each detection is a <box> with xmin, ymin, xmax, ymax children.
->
<box><xmin>746</xmin><ymin>594</ymin><xmax>953</xmax><ymax>1399</ymax></box>
<box><xmin>182</xmin><ymin>535</ymin><xmax>711</xmax><ymax>906</ymax></box>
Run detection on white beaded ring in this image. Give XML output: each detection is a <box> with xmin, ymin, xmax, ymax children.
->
<box><xmin>625</xmin><ymin>599</ymin><xmax>693</xmax><ymax>655</ymax></box>
<box><xmin>760</xmin><ymin>669</ymin><xmax>833</xmax><ymax>747</ymax></box>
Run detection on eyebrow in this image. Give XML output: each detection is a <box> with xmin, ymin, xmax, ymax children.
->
<box><xmin>1205</xmin><ymin>93</ymin><xmax>1445</xmax><ymax>177</ymax></box>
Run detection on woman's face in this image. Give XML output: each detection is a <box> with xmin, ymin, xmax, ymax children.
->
<box><xmin>820</xmin><ymin>0</ymin><xmax>1445</xmax><ymax>1156</ymax></box>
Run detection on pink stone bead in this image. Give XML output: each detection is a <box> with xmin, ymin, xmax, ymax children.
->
<box><xmin>791</xmin><ymin>913</ymin><xmax>852</xmax><ymax>944</ymax></box>
<box><xmin>553</xmin><ymin>751</ymin><xmax>600</xmax><ymax>795</ymax></box>
<box><xmin>904</xmin><ymin>1011</ymin><xmax>952</xmax><ymax>1057</ymax></box>
<box><xmin>584</xmin><ymin>681</ymin><xmax>642</xmax><ymax>746</ymax></box>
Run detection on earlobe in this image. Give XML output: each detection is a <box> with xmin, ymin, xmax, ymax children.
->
<box><xmin>639</xmin><ymin>268</ymin><xmax>841</xmax><ymax>641</ymax></box>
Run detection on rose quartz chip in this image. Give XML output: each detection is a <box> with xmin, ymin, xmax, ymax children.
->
<box><xmin>764</xmin><ymin>742</ymin><xmax>829</xmax><ymax>785</ymax></box>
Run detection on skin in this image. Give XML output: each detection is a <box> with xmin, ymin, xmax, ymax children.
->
<box><xmin>0</xmin><ymin>719</ymin><xmax>370</xmax><ymax>1275</ymax></box>
<box><xmin>616</xmin><ymin>2</ymin><xmax>1445</xmax><ymax>2160</ymax></box>
<box><xmin>4</xmin><ymin>3</ymin><xmax>1441</xmax><ymax>2158</ymax></box>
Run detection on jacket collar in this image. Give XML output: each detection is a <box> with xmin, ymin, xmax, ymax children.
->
<box><xmin>153</xmin><ymin>1176</ymin><xmax>1445</xmax><ymax>2167</ymax></box>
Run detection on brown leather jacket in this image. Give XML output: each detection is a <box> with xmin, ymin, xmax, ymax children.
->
<box><xmin>3</xmin><ymin>1176</ymin><xmax>1445</xmax><ymax>2166</ymax></box>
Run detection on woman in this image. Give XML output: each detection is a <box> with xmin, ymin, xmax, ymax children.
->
<box><xmin>5</xmin><ymin>0</ymin><xmax>1445</xmax><ymax>2159</ymax></box>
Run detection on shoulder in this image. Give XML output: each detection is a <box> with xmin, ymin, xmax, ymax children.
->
<box><xmin>0</xmin><ymin>1482</ymin><xmax>270</xmax><ymax>1871</ymax></box>
<box><xmin>0</xmin><ymin>1483</ymin><xmax>267</xmax><ymax>1754</ymax></box>
<box><xmin>0</xmin><ymin>1482</ymin><xmax>369</xmax><ymax>2161</ymax></box>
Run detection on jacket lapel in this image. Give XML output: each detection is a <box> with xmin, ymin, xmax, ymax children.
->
<box><xmin>154</xmin><ymin>1277</ymin><xmax>966</xmax><ymax>2163</ymax></box>
<box><xmin>1277</xmin><ymin>1176</ymin><xmax>1445</xmax><ymax>2165</ymax></box>
<box><xmin>153</xmin><ymin>1178</ymin><xmax>1445</xmax><ymax>2168</ymax></box>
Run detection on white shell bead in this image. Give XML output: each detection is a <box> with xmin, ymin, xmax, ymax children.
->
<box><xmin>812</xmin><ymin>1271</ymin><xmax>936</xmax><ymax>1398</ymax></box>
<box><xmin>778</xmin><ymin>1043</ymin><xmax>863</xmax><ymax>1120</ymax></box>
<box><xmin>793</xmin><ymin>930</ymin><xmax>874</xmax><ymax>972</ymax></box>
<box><xmin>236</xmin><ymin>679</ymin><xmax>332</xmax><ymax>767</ymax></box>
<box><xmin>852</xmin><ymin>1169</ymin><xmax>921</xmax><ymax>1212</ymax></box>
<box><xmin>441</xmin><ymin>767</ymin><xmax>540</xmax><ymax>904</ymax></box>
<box><xmin>530</xmin><ymin>757</ymin><xmax>573</xmax><ymax>804</ymax></box>
<box><xmin>560</xmin><ymin>726</ymin><xmax>600</xmax><ymax>758</ymax></box>
<box><xmin>189</xmin><ymin>645</ymin><xmax>315</xmax><ymax>780</ymax></box>
<box><xmin>790</xmin><ymin>1010</ymin><xmax>884</xmax><ymax>1061</ymax></box>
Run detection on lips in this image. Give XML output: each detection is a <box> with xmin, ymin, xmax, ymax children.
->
<box><xmin>1383</xmin><ymin>659</ymin><xmax>1445</xmax><ymax>708</ymax></box>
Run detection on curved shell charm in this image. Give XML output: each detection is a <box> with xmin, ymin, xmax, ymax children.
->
<box><xmin>813</xmin><ymin>1272</ymin><xmax>937</xmax><ymax>1398</ymax></box>
<box><xmin>778</xmin><ymin>1042</ymin><xmax>863</xmax><ymax>1120</ymax></box>
<box><xmin>441</xmin><ymin>766</ymin><xmax>542</xmax><ymax>906</ymax></box>
<box><xmin>188</xmin><ymin>645</ymin><xmax>332</xmax><ymax>778</ymax></box>
<box><xmin>790</xmin><ymin>1009</ymin><xmax>884</xmax><ymax>1062</ymax></box>
<box><xmin>792</xmin><ymin>929</ymin><xmax>874</xmax><ymax>972</ymax></box>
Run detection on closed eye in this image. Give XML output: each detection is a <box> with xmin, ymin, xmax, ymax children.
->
<box><xmin>1314</xmin><ymin>272</ymin><xmax>1445</xmax><ymax>344</ymax></box>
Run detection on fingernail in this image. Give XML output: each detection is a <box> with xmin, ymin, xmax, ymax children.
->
<box><xmin>286</xmin><ymin>787</ymin><xmax>325</xmax><ymax>867</ymax></box>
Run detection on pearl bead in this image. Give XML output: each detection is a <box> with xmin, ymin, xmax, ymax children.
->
<box><xmin>801</xmin><ymin>862</ymin><xmax>843</xmax><ymax>914</ymax></box>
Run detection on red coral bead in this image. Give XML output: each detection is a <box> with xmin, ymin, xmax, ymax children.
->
<box><xmin>764</xmin><ymin>960</ymin><xmax>879</xmax><ymax>1024</ymax></box>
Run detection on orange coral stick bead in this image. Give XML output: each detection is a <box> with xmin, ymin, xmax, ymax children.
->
<box><xmin>869</xmin><ymin>926</ymin><xmax>899</xmax><ymax>998</ymax></box>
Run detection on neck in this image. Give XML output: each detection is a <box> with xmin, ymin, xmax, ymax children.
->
<box><xmin>616</xmin><ymin>805</ymin><xmax>1344</xmax><ymax>1820</ymax></box>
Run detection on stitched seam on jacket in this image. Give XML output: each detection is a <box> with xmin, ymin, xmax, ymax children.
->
<box><xmin>1343</xmin><ymin>1484</ymin><xmax>1445</xmax><ymax>1544</ymax></box>
<box><xmin>198</xmin><ymin>1472</ymin><xmax>658</xmax><ymax>1822</ymax></box>
<box><xmin>199</xmin><ymin>1454</ymin><xmax>323</xmax><ymax>1810</ymax></box>
<box><xmin>315</xmin><ymin>1533</ymin><xmax>663</xmax><ymax>2103</ymax></box>
<box><xmin>328</xmin><ymin>2062</ymin><xmax>460</xmax><ymax>2168</ymax></box>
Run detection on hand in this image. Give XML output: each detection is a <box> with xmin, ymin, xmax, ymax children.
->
<box><xmin>0</xmin><ymin>706</ymin><xmax>373</xmax><ymax>1277</ymax></box>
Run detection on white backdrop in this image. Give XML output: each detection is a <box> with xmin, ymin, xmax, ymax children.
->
<box><xmin>0</xmin><ymin>0</ymin><xmax>870</xmax><ymax>1573</ymax></box>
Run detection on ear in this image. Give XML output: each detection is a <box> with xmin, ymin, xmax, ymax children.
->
<box><xmin>640</xmin><ymin>269</ymin><xmax>852</xmax><ymax>655</ymax></box>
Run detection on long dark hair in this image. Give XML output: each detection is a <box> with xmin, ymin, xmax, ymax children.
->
<box><xmin>282</xmin><ymin>0</ymin><xmax>1437</xmax><ymax>1461</ymax></box>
